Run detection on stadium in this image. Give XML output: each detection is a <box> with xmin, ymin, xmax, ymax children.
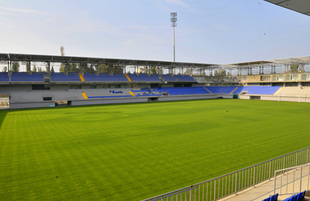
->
<box><xmin>1</xmin><ymin>1</ymin><xmax>310</xmax><ymax>201</ymax></box>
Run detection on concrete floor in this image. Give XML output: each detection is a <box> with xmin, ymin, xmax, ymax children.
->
<box><xmin>218</xmin><ymin>165</ymin><xmax>310</xmax><ymax>201</ymax></box>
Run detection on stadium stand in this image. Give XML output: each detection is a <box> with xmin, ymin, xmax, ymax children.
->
<box><xmin>274</xmin><ymin>87</ymin><xmax>310</xmax><ymax>96</ymax></box>
<box><xmin>161</xmin><ymin>87</ymin><xmax>210</xmax><ymax>95</ymax></box>
<box><xmin>131</xmin><ymin>88</ymin><xmax>162</xmax><ymax>97</ymax></box>
<box><xmin>83</xmin><ymin>73</ymin><xmax>128</xmax><ymax>82</ymax></box>
<box><xmin>82</xmin><ymin>73</ymin><xmax>99</xmax><ymax>81</ymax></box>
<box><xmin>233</xmin><ymin>86</ymin><xmax>280</xmax><ymax>95</ymax></box>
<box><xmin>175</xmin><ymin>75</ymin><xmax>196</xmax><ymax>82</ymax></box>
<box><xmin>162</xmin><ymin>74</ymin><xmax>178</xmax><ymax>82</ymax></box>
<box><xmin>206</xmin><ymin>86</ymin><xmax>237</xmax><ymax>94</ymax></box>
<box><xmin>0</xmin><ymin>72</ymin><xmax>9</xmax><ymax>82</ymax></box>
<box><xmin>11</xmin><ymin>72</ymin><xmax>44</xmax><ymax>82</ymax></box>
<box><xmin>51</xmin><ymin>72</ymin><xmax>81</xmax><ymax>82</ymax></box>
<box><xmin>127</xmin><ymin>74</ymin><xmax>161</xmax><ymax>82</ymax></box>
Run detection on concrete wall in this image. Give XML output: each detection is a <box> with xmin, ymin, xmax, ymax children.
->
<box><xmin>239</xmin><ymin>87</ymin><xmax>310</xmax><ymax>103</ymax></box>
<box><xmin>1</xmin><ymin>84</ymin><xmax>231</xmax><ymax>109</ymax></box>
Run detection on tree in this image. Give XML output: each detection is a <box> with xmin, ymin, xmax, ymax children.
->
<box><xmin>95</xmin><ymin>64</ymin><xmax>122</xmax><ymax>74</ymax></box>
<box><xmin>219</xmin><ymin>69</ymin><xmax>226</xmax><ymax>76</ymax></box>
<box><xmin>290</xmin><ymin>64</ymin><xmax>298</xmax><ymax>73</ymax></box>
<box><xmin>70</xmin><ymin>63</ymin><xmax>79</xmax><ymax>72</ymax></box>
<box><xmin>2</xmin><ymin>66</ymin><xmax>7</xmax><ymax>72</ymax></box>
<box><xmin>150</xmin><ymin>66</ymin><xmax>157</xmax><ymax>74</ymax></box>
<box><xmin>112</xmin><ymin>65</ymin><xmax>123</xmax><ymax>73</ymax></box>
<box><xmin>26</xmin><ymin>63</ymin><xmax>31</xmax><ymax>72</ymax></box>
<box><xmin>214</xmin><ymin>70</ymin><xmax>219</xmax><ymax>76</ymax></box>
<box><xmin>32</xmin><ymin>65</ymin><xmax>37</xmax><ymax>72</ymax></box>
<box><xmin>95</xmin><ymin>64</ymin><xmax>109</xmax><ymax>73</ymax></box>
<box><xmin>59</xmin><ymin>65</ymin><xmax>65</xmax><ymax>72</ymax></box>
<box><xmin>60</xmin><ymin>46</ymin><xmax>65</xmax><ymax>56</ymax></box>
<box><xmin>38</xmin><ymin>67</ymin><xmax>42</xmax><ymax>72</ymax></box>
<box><xmin>12</xmin><ymin>62</ymin><xmax>20</xmax><ymax>72</ymax></box>
<box><xmin>184</xmin><ymin>68</ymin><xmax>191</xmax><ymax>75</ymax></box>
<box><xmin>60</xmin><ymin>46</ymin><xmax>65</xmax><ymax>72</ymax></box>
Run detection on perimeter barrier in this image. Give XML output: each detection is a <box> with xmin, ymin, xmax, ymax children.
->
<box><xmin>274</xmin><ymin>163</ymin><xmax>310</xmax><ymax>195</ymax></box>
<box><xmin>142</xmin><ymin>146</ymin><xmax>310</xmax><ymax>201</ymax></box>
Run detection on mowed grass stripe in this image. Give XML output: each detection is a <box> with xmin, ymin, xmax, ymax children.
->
<box><xmin>1</xmin><ymin>99</ymin><xmax>310</xmax><ymax>201</ymax></box>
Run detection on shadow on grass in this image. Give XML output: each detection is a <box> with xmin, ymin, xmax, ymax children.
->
<box><xmin>0</xmin><ymin>109</ymin><xmax>9</xmax><ymax>129</ymax></box>
<box><xmin>5</xmin><ymin>98</ymin><xmax>233</xmax><ymax>112</ymax></box>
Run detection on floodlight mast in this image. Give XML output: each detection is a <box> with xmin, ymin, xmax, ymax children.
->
<box><xmin>170</xmin><ymin>12</ymin><xmax>177</xmax><ymax>73</ymax></box>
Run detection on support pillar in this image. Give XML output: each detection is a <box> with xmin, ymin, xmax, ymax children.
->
<box><xmin>298</xmin><ymin>64</ymin><xmax>304</xmax><ymax>73</ymax></box>
<box><xmin>46</xmin><ymin>62</ymin><xmax>50</xmax><ymax>74</ymax></box>
<box><xmin>8</xmin><ymin>60</ymin><xmax>11</xmax><ymax>72</ymax></box>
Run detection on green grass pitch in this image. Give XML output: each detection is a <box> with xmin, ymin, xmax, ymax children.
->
<box><xmin>1</xmin><ymin>99</ymin><xmax>310</xmax><ymax>201</ymax></box>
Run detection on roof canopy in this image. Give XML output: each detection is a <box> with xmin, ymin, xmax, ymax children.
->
<box><xmin>0</xmin><ymin>53</ymin><xmax>218</xmax><ymax>69</ymax></box>
<box><xmin>265</xmin><ymin>0</ymin><xmax>310</xmax><ymax>16</ymax></box>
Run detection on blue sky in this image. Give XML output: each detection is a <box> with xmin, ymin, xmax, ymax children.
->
<box><xmin>0</xmin><ymin>0</ymin><xmax>310</xmax><ymax>64</ymax></box>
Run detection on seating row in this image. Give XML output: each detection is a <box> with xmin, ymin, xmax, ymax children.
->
<box><xmin>283</xmin><ymin>190</ymin><xmax>306</xmax><ymax>201</ymax></box>
<box><xmin>0</xmin><ymin>72</ymin><xmax>197</xmax><ymax>83</ymax></box>
<box><xmin>236</xmin><ymin>86</ymin><xmax>281</xmax><ymax>95</ymax></box>
<box><xmin>158</xmin><ymin>86</ymin><xmax>280</xmax><ymax>96</ymax></box>
<box><xmin>262</xmin><ymin>193</ymin><xmax>278</xmax><ymax>201</ymax></box>
<box><xmin>0</xmin><ymin>73</ymin><xmax>9</xmax><ymax>81</ymax></box>
<box><xmin>160</xmin><ymin>87</ymin><xmax>210</xmax><ymax>95</ymax></box>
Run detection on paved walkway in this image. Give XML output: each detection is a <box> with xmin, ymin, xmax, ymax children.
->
<box><xmin>218</xmin><ymin>165</ymin><xmax>310</xmax><ymax>201</ymax></box>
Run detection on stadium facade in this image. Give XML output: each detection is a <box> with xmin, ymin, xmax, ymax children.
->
<box><xmin>1</xmin><ymin>53</ymin><xmax>310</xmax><ymax>109</ymax></box>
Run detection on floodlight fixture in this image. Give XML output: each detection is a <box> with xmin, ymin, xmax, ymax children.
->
<box><xmin>170</xmin><ymin>12</ymin><xmax>177</xmax><ymax>66</ymax></box>
<box><xmin>170</xmin><ymin>12</ymin><xmax>177</xmax><ymax>27</ymax></box>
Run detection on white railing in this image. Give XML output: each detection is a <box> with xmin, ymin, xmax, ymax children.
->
<box><xmin>274</xmin><ymin>163</ymin><xmax>310</xmax><ymax>195</ymax></box>
<box><xmin>142</xmin><ymin>147</ymin><xmax>310</xmax><ymax>201</ymax></box>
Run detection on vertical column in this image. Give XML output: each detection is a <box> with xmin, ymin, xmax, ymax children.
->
<box><xmin>7</xmin><ymin>60</ymin><xmax>11</xmax><ymax>72</ymax></box>
<box><xmin>46</xmin><ymin>62</ymin><xmax>50</xmax><ymax>74</ymax></box>
<box><xmin>298</xmin><ymin>64</ymin><xmax>304</xmax><ymax>72</ymax></box>
<box><xmin>284</xmin><ymin>64</ymin><xmax>289</xmax><ymax>73</ymax></box>
<box><xmin>64</xmin><ymin>62</ymin><xmax>69</xmax><ymax>74</ymax></box>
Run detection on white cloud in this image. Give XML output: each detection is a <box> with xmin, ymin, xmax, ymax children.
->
<box><xmin>165</xmin><ymin>0</ymin><xmax>189</xmax><ymax>8</ymax></box>
<box><xmin>0</xmin><ymin>6</ymin><xmax>45</xmax><ymax>15</ymax></box>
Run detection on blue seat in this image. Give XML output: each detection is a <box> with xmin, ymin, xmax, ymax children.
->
<box><xmin>262</xmin><ymin>193</ymin><xmax>278</xmax><ymax>201</ymax></box>
<box><xmin>271</xmin><ymin>193</ymin><xmax>278</xmax><ymax>201</ymax></box>
<box><xmin>162</xmin><ymin>74</ymin><xmax>177</xmax><ymax>82</ymax></box>
<box><xmin>206</xmin><ymin>86</ymin><xmax>237</xmax><ymax>94</ymax></box>
<box><xmin>161</xmin><ymin>87</ymin><xmax>210</xmax><ymax>96</ymax></box>
<box><xmin>297</xmin><ymin>190</ymin><xmax>306</xmax><ymax>200</ymax></box>
<box><xmin>128</xmin><ymin>74</ymin><xmax>161</xmax><ymax>82</ymax></box>
<box><xmin>291</xmin><ymin>194</ymin><xmax>298</xmax><ymax>201</ymax></box>
<box><xmin>0</xmin><ymin>72</ymin><xmax>9</xmax><ymax>81</ymax></box>
<box><xmin>11</xmin><ymin>72</ymin><xmax>44</xmax><ymax>82</ymax></box>
<box><xmin>238</xmin><ymin>86</ymin><xmax>280</xmax><ymax>95</ymax></box>
<box><xmin>175</xmin><ymin>75</ymin><xmax>196</xmax><ymax>82</ymax></box>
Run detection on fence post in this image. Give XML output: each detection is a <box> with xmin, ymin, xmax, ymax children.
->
<box><xmin>296</xmin><ymin>152</ymin><xmax>298</xmax><ymax>166</ymax></box>
<box><xmin>253</xmin><ymin>166</ymin><xmax>256</xmax><ymax>186</ymax></box>
<box><xmin>269</xmin><ymin>161</ymin><xmax>272</xmax><ymax>180</ymax></box>
<box><xmin>307</xmin><ymin>148</ymin><xmax>309</xmax><ymax>163</ymax></box>
<box><xmin>300</xmin><ymin>167</ymin><xmax>303</xmax><ymax>192</ymax></box>
<box><xmin>274</xmin><ymin>171</ymin><xmax>277</xmax><ymax>195</ymax></box>
<box><xmin>214</xmin><ymin>180</ymin><xmax>216</xmax><ymax>200</ymax></box>
<box><xmin>235</xmin><ymin>173</ymin><xmax>238</xmax><ymax>194</ymax></box>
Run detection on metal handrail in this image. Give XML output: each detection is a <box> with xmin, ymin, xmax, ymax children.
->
<box><xmin>142</xmin><ymin>146</ymin><xmax>310</xmax><ymax>201</ymax></box>
<box><xmin>274</xmin><ymin>163</ymin><xmax>310</xmax><ymax>195</ymax></box>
